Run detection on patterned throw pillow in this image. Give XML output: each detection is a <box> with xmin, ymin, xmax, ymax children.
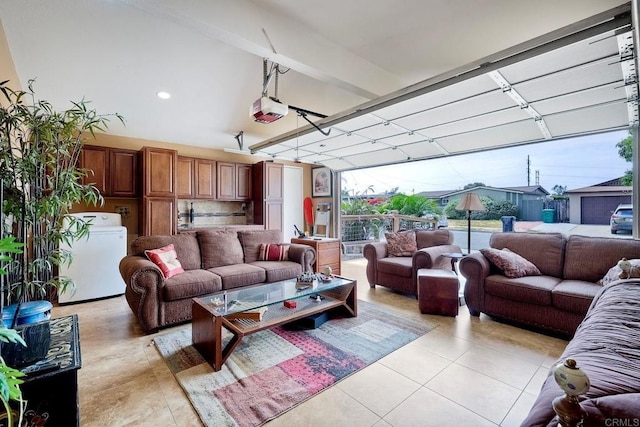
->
<box><xmin>259</xmin><ymin>243</ymin><xmax>290</xmax><ymax>261</ymax></box>
<box><xmin>385</xmin><ymin>230</ymin><xmax>418</xmax><ymax>257</ymax></box>
<box><xmin>599</xmin><ymin>259</ymin><xmax>640</xmax><ymax>286</ymax></box>
<box><xmin>480</xmin><ymin>247</ymin><xmax>541</xmax><ymax>279</ymax></box>
<box><xmin>145</xmin><ymin>244</ymin><xmax>185</xmax><ymax>279</ymax></box>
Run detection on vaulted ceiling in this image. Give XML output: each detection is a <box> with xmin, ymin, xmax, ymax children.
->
<box><xmin>0</xmin><ymin>0</ymin><xmax>634</xmax><ymax>171</ymax></box>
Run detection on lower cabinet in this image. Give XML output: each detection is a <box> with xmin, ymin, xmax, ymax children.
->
<box><xmin>142</xmin><ymin>197</ymin><xmax>176</xmax><ymax>236</ymax></box>
<box><xmin>291</xmin><ymin>237</ymin><xmax>341</xmax><ymax>275</ymax></box>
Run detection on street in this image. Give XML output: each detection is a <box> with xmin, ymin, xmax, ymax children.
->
<box><xmin>450</xmin><ymin>229</ymin><xmax>492</xmax><ymax>253</ymax></box>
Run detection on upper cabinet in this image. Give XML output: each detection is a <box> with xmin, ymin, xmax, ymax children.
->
<box><xmin>143</xmin><ymin>147</ymin><xmax>176</xmax><ymax>197</ymax></box>
<box><xmin>195</xmin><ymin>159</ymin><xmax>216</xmax><ymax>199</ymax></box>
<box><xmin>217</xmin><ymin>162</ymin><xmax>252</xmax><ymax>201</ymax></box>
<box><xmin>80</xmin><ymin>145</ymin><xmax>138</xmax><ymax>197</ymax></box>
<box><xmin>177</xmin><ymin>156</ymin><xmax>195</xmax><ymax>199</ymax></box>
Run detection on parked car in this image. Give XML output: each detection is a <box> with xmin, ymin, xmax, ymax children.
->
<box><xmin>610</xmin><ymin>204</ymin><xmax>633</xmax><ymax>234</ymax></box>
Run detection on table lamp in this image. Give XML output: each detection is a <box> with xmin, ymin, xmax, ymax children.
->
<box><xmin>456</xmin><ymin>193</ymin><xmax>485</xmax><ymax>254</ymax></box>
<box><xmin>552</xmin><ymin>358</ymin><xmax>590</xmax><ymax>427</ymax></box>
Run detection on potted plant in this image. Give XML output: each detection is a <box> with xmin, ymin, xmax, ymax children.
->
<box><xmin>0</xmin><ymin>236</ymin><xmax>27</xmax><ymax>427</ymax></box>
<box><xmin>0</xmin><ymin>79</ymin><xmax>123</xmax><ymax>325</ymax></box>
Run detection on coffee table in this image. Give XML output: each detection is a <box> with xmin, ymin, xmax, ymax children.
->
<box><xmin>192</xmin><ymin>276</ymin><xmax>357</xmax><ymax>371</ymax></box>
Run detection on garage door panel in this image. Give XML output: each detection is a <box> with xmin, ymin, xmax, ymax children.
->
<box><xmin>581</xmin><ymin>196</ymin><xmax>631</xmax><ymax>224</ymax></box>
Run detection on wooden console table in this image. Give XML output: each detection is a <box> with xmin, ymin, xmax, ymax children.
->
<box><xmin>291</xmin><ymin>237</ymin><xmax>341</xmax><ymax>274</ymax></box>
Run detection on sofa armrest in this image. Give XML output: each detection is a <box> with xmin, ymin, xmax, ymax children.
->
<box><xmin>459</xmin><ymin>253</ymin><xmax>491</xmax><ymax>316</ymax></box>
<box><xmin>119</xmin><ymin>255</ymin><xmax>165</xmax><ymax>333</ymax></box>
<box><xmin>413</xmin><ymin>244</ymin><xmax>462</xmax><ymax>271</ymax></box>
<box><xmin>288</xmin><ymin>243</ymin><xmax>316</xmax><ymax>272</ymax></box>
<box><xmin>363</xmin><ymin>242</ymin><xmax>388</xmax><ymax>286</ymax></box>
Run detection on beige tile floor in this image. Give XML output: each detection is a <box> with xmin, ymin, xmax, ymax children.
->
<box><xmin>51</xmin><ymin>258</ymin><xmax>568</xmax><ymax>426</ymax></box>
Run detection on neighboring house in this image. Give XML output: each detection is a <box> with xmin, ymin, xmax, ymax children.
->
<box><xmin>565</xmin><ymin>178</ymin><xmax>632</xmax><ymax>225</ymax></box>
<box><xmin>417</xmin><ymin>185</ymin><xmax>550</xmax><ymax>220</ymax></box>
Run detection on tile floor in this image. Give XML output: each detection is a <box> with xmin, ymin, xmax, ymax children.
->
<box><xmin>51</xmin><ymin>258</ymin><xmax>568</xmax><ymax>426</ymax></box>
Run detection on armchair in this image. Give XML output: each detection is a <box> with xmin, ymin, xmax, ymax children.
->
<box><xmin>363</xmin><ymin>229</ymin><xmax>460</xmax><ymax>295</ymax></box>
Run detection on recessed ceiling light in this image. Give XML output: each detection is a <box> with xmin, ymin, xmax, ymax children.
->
<box><xmin>156</xmin><ymin>91</ymin><xmax>171</xmax><ymax>100</ymax></box>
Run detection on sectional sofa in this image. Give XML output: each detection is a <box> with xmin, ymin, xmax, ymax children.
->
<box><xmin>119</xmin><ymin>228</ymin><xmax>316</xmax><ymax>333</ymax></box>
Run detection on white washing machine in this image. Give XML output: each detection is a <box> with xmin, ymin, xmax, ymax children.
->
<box><xmin>58</xmin><ymin>212</ymin><xmax>127</xmax><ymax>304</ymax></box>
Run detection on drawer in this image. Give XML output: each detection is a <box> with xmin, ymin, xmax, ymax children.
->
<box><xmin>323</xmin><ymin>262</ymin><xmax>340</xmax><ymax>275</ymax></box>
<box><xmin>317</xmin><ymin>241</ymin><xmax>340</xmax><ymax>251</ymax></box>
<box><xmin>319</xmin><ymin>250</ymin><xmax>340</xmax><ymax>264</ymax></box>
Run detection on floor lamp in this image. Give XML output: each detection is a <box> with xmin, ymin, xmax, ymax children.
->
<box><xmin>456</xmin><ymin>193</ymin><xmax>485</xmax><ymax>254</ymax></box>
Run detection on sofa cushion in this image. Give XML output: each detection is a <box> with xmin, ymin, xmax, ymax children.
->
<box><xmin>250</xmin><ymin>261</ymin><xmax>302</xmax><ymax>282</ymax></box>
<box><xmin>162</xmin><ymin>269</ymin><xmax>222</xmax><ymax>301</ymax></box>
<box><xmin>415</xmin><ymin>229</ymin><xmax>454</xmax><ymax>249</ymax></box>
<box><xmin>377</xmin><ymin>257</ymin><xmax>413</xmax><ymax>278</ymax></box>
<box><xmin>238</xmin><ymin>230</ymin><xmax>283</xmax><ymax>263</ymax></box>
<box><xmin>480</xmin><ymin>248</ymin><xmax>541</xmax><ymax>278</ymax></box>
<box><xmin>385</xmin><ymin>230</ymin><xmax>417</xmax><ymax>257</ymax></box>
<box><xmin>484</xmin><ymin>274</ymin><xmax>560</xmax><ymax>305</ymax></box>
<box><xmin>198</xmin><ymin>230</ymin><xmax>244</xmax><ymax>268</ymax></box>
<box><xmin>490</xmin><ymin>232</ymin><xmax>565</xmax><ymax>277</ymax></box>
<box><xmin>145</xmin><ymin>244</ymin><xmax>185</xmax><ymax>279</ymax></box>
<box><xmin>131</xmin><ymin>233</ymin><xmax>202</xmax><ymax>271</ymax></box>
<box><xmin>551</xmin><ymin>280</ymin><xmax>602</xmax><ymax>314</ymax></box>
<box><xmin>563</xmin><ymin>235</ymin><xmax>640</xmax><ymax>282</ymax></box>
<box><xmin>259</xmin><ymin>243</ymin><xmax>290</xmax><ymax>261</ymax></box>
<box><xmin>208</xmin><ymin>263</ymin><xmax>266</xmax><ymax>290</ymax></box>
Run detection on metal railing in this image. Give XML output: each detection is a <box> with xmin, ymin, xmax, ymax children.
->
<box><xmin>340</xmin><ymin>213</ymin><xmax>438</xmax><ymax>256</ymax></box>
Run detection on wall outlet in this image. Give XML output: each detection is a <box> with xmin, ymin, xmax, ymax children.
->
<box><xmin>116</xmin><ymin>206</ymin><xmax>130</xmax><ymax>216</ymax></box>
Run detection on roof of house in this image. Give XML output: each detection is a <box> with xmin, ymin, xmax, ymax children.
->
<box><xmin>416</xmin><ymin>184</ymin><xmax>549</xmax><ymax>199</ymax></box>
<box><xmin>566</xmin><ymin>177</ymin><xmax>632</xmax><ymax>193</ymax></box>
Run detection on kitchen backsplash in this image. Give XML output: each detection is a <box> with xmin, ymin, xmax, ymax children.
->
<box><xmin>177</xmin><ymin>200</ymin><xmax>254</xmax><ymax>227</ymax></box>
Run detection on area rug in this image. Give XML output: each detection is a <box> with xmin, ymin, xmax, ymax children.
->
<box><xmin>154</xmin><ymin>300</ymin><xmax>434</xmax><ymax>427</ymax></box>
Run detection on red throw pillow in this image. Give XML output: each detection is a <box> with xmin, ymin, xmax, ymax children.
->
<box><xmin>145</xmin><ymin>244</ymin><xmax>185</xmax><ymax>279</ymax></box>
<box><xmin>259</xmin><ymin>243</ymin><xmax>289</xmax><ymax>261</ymax></box>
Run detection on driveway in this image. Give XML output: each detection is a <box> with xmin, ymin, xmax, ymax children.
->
<box><xmin>523</xmin><ymin>222</ymin><xmax>633</xmax><ymax>238</ymax></box>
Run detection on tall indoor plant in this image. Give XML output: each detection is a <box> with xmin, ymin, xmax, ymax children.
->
<box><xmin>0</xmin><ymin>79</ymin><xmax>122</xmax><ymax>317</ymax></box>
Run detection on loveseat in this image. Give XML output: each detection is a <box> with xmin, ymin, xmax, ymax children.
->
<box><xmin>459</xmin><ymin>232</ymin><xmax>640</xmax><ymax>336</ymax></box>
<box><xmin>521</xmin><ymin>279</ymin><xmax>640</xmax><ymax>426</ymax></box>
<box><xmin>363</xmin><ymin>229</ymin><xmax>460</xmax><ymax>295</ymax></box>
<box><xmin>119</xmin><ymin>228</ymin><xmax>316</xmax><ymax>333</ymax></box>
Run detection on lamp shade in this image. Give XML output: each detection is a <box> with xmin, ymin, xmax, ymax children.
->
<box><xmin>456</xmin><ymin>193</ymin><xmax>485</xmax><ymax>211</ymax></box>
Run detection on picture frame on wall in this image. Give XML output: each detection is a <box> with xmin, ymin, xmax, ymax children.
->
<box><xmin>312</xmin><ymin>167</ymin><xmax>332</xmax><ymax>197</ymax></box>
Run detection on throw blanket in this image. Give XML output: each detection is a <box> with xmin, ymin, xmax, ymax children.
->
<box><xmin>521</xmin><ymin>280</ymin><xmax>640</xmax><ymax>426</ymax></box>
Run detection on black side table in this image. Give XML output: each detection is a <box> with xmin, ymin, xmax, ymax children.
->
<box><xmin>18</xmin><ymin>315</ymin><xmax>81</xmax><ymax>426</ymax></box>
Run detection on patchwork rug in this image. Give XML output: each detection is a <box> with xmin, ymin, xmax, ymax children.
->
<box><xmin>154</xmin><ymin>300</ymin><xmax>434</xmax><ymax>427</ymax></box>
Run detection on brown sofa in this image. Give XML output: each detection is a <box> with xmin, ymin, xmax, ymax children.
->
<box><xmin>119</xmin><ymin>229</ymin><xmax>316</xmax><ymax>333</ymax></box>
<box><xmin>521</xmin><ymin>279</ymin><xmax>640</xmax><ymax>426</ymax></box>
<box><xmin>363</xmin><ymin>229</ymin><xmax>460</xmax><ymax>295</ymax></box>
<box><xmin>459</xmin><ymin>232</ymin><xmax>640</xmax><ymax>336</ymax></box>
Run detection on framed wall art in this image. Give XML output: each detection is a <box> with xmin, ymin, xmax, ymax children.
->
<box><xmin>312</xmin><ymin>167</ymin><xmax>332</xmax><ymax>197</ymax></box>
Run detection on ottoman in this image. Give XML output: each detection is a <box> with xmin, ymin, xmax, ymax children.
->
<box><xmin>417</xmin><ymin>268</ymin><xmax>459</xmax><ymax>316</ymax></box>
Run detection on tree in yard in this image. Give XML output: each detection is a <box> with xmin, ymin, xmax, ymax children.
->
<box><xmin>552</xmin><ymin>185</ymin><xmax>567</xmax><ymax>196</ymax></box>
<box><xmin>616</xmin><ymin>130</ymin><xmax>633</xmax><ymax>185</ymax></box>
<box><xmin>463</xmin><ymin>182</ymin><xmax>486</xmax><ymax>190</ymax></box>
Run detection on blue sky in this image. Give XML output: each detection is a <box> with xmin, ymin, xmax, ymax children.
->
<box><xmin>341</xmin><ymin>130</ymin><xmax>630</xmax><ymax>195</ymax></box>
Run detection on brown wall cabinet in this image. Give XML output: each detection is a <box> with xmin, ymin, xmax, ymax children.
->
<box><xmin>81</xmin><ymin>145</ymin><xmax>138</xmax><ymax>197</ymax></box>
<box><xmin>253</xmin><ymin>161</ymin><xmax>283</xmax><ymax>230</ymax></box>
<box><xmin>195</xmin><ymin>159</ymin><xmax>216</xmax><ymax>199</ymax></box>
<box><xmin>141</xmin><ymin>147</ymin><xmax>177</xmax><ymax>235</ymax></box>
<box><xmin>177</xmin><ymin>156</ymin><xmax>195</xmax><ymax>198</ymax></box>
<box><xmin>217</xmin><ymin>162</ymin><xmax>252</xmax><ymax>201</ymax></box>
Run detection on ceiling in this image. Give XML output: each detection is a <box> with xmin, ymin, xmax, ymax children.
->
<box><xmin>0</xmin><ymin>0</ymin><xmax>635</xmax><ymax>172</ymax></box>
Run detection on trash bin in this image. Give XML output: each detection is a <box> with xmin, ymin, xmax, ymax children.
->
<box><xmin>542</xmin><ymin>209</ymin><xmax>555</xmax><ymax>224</ymax></box>
<box><xmin>501</xmin><ymin>216</ymin><xmax>516</xmax><ymax>232</ymax></box>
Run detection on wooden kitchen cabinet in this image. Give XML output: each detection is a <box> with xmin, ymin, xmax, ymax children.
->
<box><xmin>195</xmin><ymin>159</ymin><xmax>216</xmax><ymax>199</ymax></box>
<box><xmin>80</xmin><ymin>145</ymin><xmax>138</xmax><ymax>197</ymax></box>
<box><xmin>143</xmin><ymin>147</ymin><xmax>176</xmax><ymax>197</ymax></box>
<box><xmin>291</xmin><ymin>237</ymin><xmax>341</xmax><ymax>275</ymax></box>
<box><xmin>217</xmin><ymin>162</ymin><xmax>252</xmax><ymax>201</ymax></box>
<box><xmin>253</xmin><ymin>161</ymin><xmax>283</xmax><ymax>230</ymax></box>
<box><xmin>142</xmin><ymin>196</ymin><xmax>176</xmax><ymax>236</ymax></box>
<box><xmin>177</xmin><ymin>156</ymin><xmax>195</xmax><ymax>198</ymax></box>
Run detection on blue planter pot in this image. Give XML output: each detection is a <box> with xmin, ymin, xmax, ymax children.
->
<box><xmin>1</xmin><ymin>301</ymin><xmax>53</xmax><ymax>327</ymax></box>
<box><xmin>1</xmin><ymin>301</ymin><xmax>53</xmax><ymax>367</ymax></box>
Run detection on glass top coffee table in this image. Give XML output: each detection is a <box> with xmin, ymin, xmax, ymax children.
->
<box><xmin>192</xmin><ymin>276</ymin><xmax>357</xmax><ymax>371</ymax></box>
